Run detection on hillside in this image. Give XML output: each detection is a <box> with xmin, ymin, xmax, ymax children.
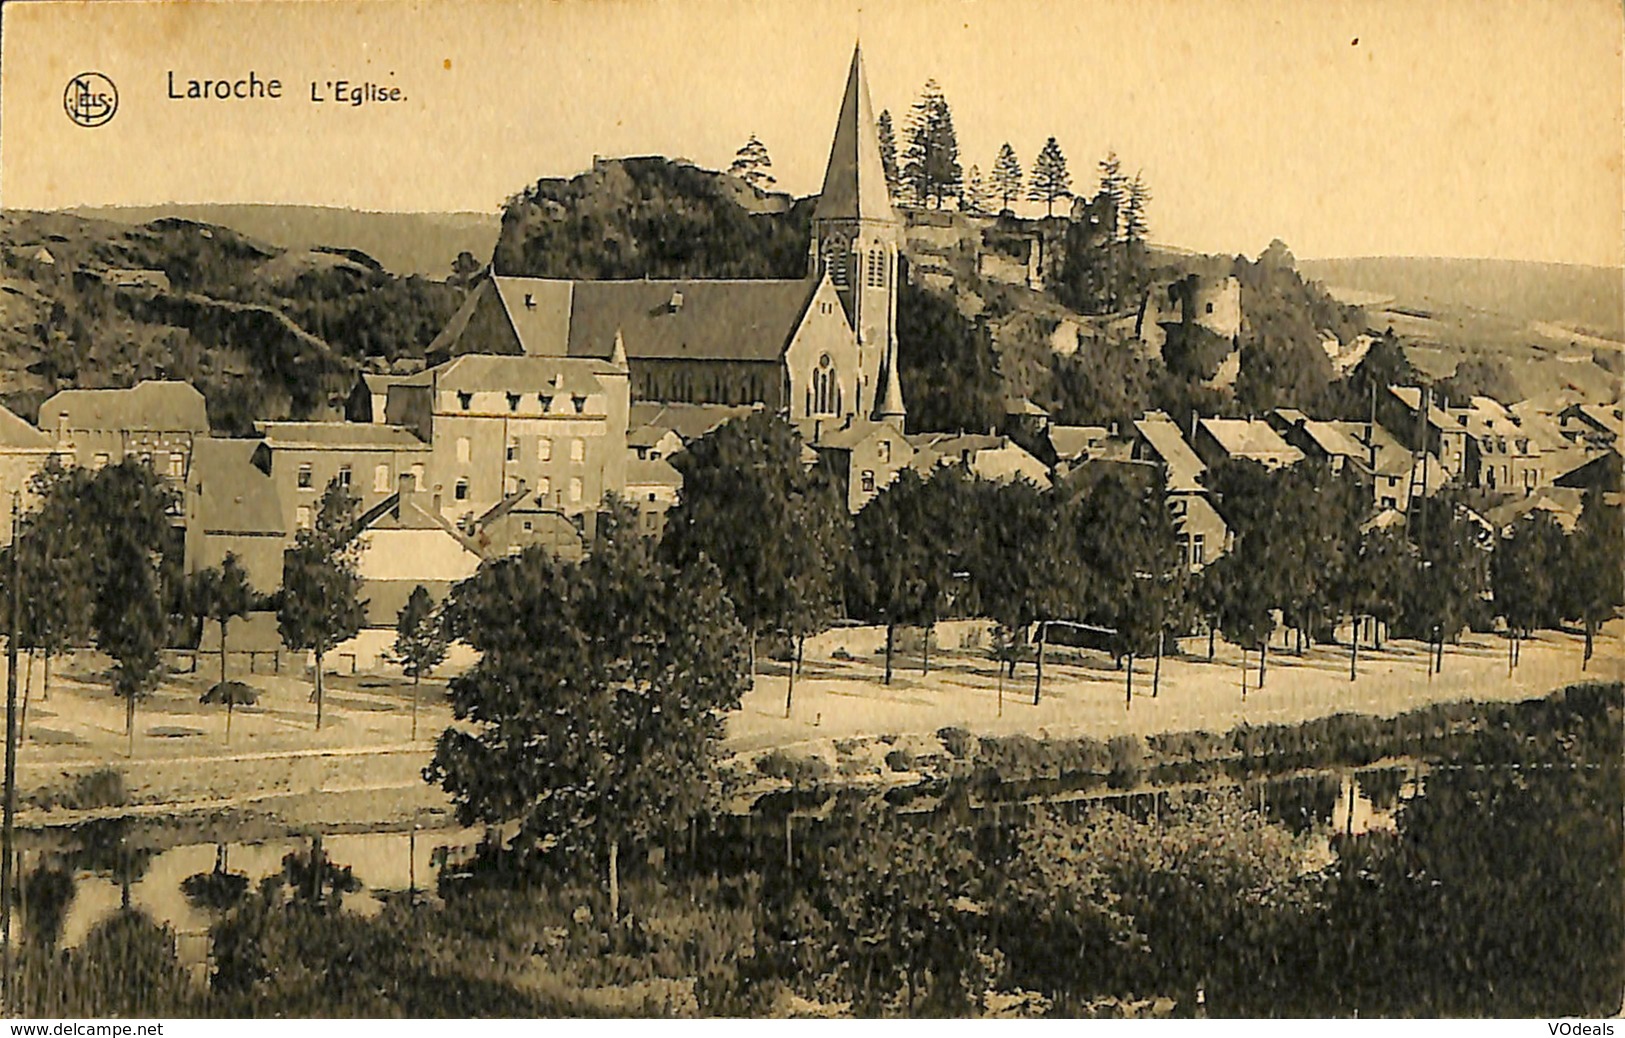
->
<box><xmin>0</xmin><ymin>211</ymin><xmax>462</xmax><ymax>432</ymax></box>
<box><xmin>68</xmin><ymin>204</ymin><xmax>501</xmax><ymax>280</ymax></box>
<box><xmin>1299</xmin><ymin>256</ymin><xmax>1625</xmax><ymax>341</ymax></box>
<box><xmin>1300</xmin><ymin>256</ymin><xmax>1623</xmax><ymax>407</ymax></box>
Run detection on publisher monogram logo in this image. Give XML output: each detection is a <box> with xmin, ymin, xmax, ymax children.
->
<box><xmin>64</xmin><ymin>72</ymin><xmax>118</xmax><ymax>127</ymax></box>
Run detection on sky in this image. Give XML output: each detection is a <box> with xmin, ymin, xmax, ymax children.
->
<box><xmin>2</xmin><ymin>0</ymin><xmax>1621</xmax><ymax>266</ymax></box>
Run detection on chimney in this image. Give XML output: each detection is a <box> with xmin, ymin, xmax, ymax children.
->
<box><xmin>668</xmin><ymin>290</ymin><xmax>684</xmax><ymax>313</ymax></box>
<box><xmin>432</xmin><ymin>486</ymin><xmax>443</xmax><ymax>514</ymax></box>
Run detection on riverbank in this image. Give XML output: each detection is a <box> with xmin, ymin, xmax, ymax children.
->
<box><xmin>5</xmin><ymin>623</ymin><xmax>1618</xmax><ymax>834</ymax></box>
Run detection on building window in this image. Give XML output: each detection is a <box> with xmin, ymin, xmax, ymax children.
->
<box><xmin>295</xmin><ymin>505</ymin><xmax>312</xmax><ymax>530</ymax></box>
<box><xmin>297</xmin><ymin>463</ymin><xmax>313</xmax><ymax>489</ymax></box>
<box><xmin>572</xmin><ymin>395</ymin><xmax>587</xmax><ymax>414</ymax></box>
<box><xmin>454</xmin><ymin>479</ymin><xmax>470</xmax><ymax>501</ymax></box>
<box><xmin>538</xmin><ymin>394</ymin><xmax>553</xmax><ymax>411</ymax></box>
<box><xmin>337</xmin><ymin>466</ymin><xmax>352</xmax><ymax>488</ymax></box>
<box><xmin>812</xmin><ymin>354</ymin><xmax>841</xmax><ymax>415</ymax></box>
<box><xmin>1192</xmin><ymin>534</ymin><xmax>1206</xmax><ymax>565</ymax></box>
<box><xmin>507</xmin><ymin>392</ymin><xmax>521</xmax><ymax>412</ymax></box>
<box><xmin>877</xmin><ymin>440</ymin><xmax>892</xmax><ymax>464</ymax></box>
<box><xmin>568</xmin><ymin>477</ymin><xmax>583</xmax><ymax>503</ymax></box>
<box><xmin>860</xmin><ymin>470</ymin><xmax>876</xmax><ymax>493</ymax></box>
<box><xmin>168</xmin><ymin>453</ymin><xmax>186</xmax><ymax>478</ymax></box>
<box><xmin>522</xmin><ymin>520</ymin><xmax>533</xmax><ymax>532</ymax></box>
<box><xmin>457</xmin><ymin>392</ymin><xmax>473</xmax><ymax>410</ymax></box>
<box><xmin>374</xmin><ymin>464</ymin><xmax>391</xmax><ymax>493</ymax></box>
<box><xmin>506</xmin><ymin>439</ymin><xmax>518</xmax><ymax>462</ymax></box>
<box><xmin>505</xmin><ymin>475</ymin><xmax>519</xmax><ymax>496</ymax></box>
<box><xmin>92</xmin><ymin>453</ymin><xmax>110</xmax><ymax>470</ymax></box>
<box><xmin>537</xmin><ymin>475</ymin><xmax>550</xmax><ymax>497</ymax></box>
<box><xmin>411</xmin><ymin>463</ymin><xmax>425</xmax><ymax>490</ymax></box>
<box><xmin>456</xmin><ymin>437</ymin><xmax>471</xmax><ymax>463</ymax></box>
<box><xmin>570</xmin><ymin>438</ymin><xmax>585</xmax><ymax>463</ymax></box>
<box><xmin>866</xmin><ymin>248</ymin><xmax>885</xmax><ymax>288</ymax></box>
<box><xmin>1205</xmin><ymin>302</ymin><xmax>1215</xmax><ymax>314</ymax></box>
<box><xmin>537</xmin><ymin>437</ymin><xmax>552</xmax><ymax>462</ymax></box>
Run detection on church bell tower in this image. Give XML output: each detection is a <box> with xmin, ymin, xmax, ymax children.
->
<box><xmin>810</xmin><ymin>45</ymin><xmax>905</xmax><ymax>424</ymax></box>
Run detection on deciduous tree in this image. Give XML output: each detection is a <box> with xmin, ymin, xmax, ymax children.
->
<box><xmin>429</xmin><ymin>504</ymin><xmax>748</xmax><ymax>919</ymax></box>
<box><xmin>389</xmin><ymin>583</ymin><xmax>448</xmax><ymax>740</ymax></box>
<box><xmin>278</xmin><ymin>480</ymin><xmax>367</xmax><ymax>730</ymax></box>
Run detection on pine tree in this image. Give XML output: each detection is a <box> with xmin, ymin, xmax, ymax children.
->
<box><xmin>1096</xmin><ymin>151</ymin><xmax>1126</xmax><ymax>240</ymax></box>
<box><xmin>1027</xmin><ymin>137</ymin><xmax>1072</xmax><ymax>217</ymax></box>
<box><xmin>962</xmin><ymin>165</ymin><xmax>991</xmax><ymax>214</ymax></box>
<box><xmin>877</xmin><ymin>109</ymin><xmax>901</xmax><ymax>199</ymax></box>
<box><xmin>992</xmin><ymin>143</ymin><xmax>1024</xmax><ymax>212</ymax></box>
<box><xmin>903</xmin><ymin>79</ymin><xmax>962</xmax><ymax>209</ymax></box>
<box><xmin>728</xmin><ymin>134</ymin><xmax>776</xmax><ymax>191</ymax></box>
<box><xmin>1124</xmin><ymin>172</ymin><xmax>1151</xmax><ymax>244</ymax></box>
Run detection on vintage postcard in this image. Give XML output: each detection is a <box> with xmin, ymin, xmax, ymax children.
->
<box><xmin>0</xmin><ymin>0</ymin><xmax>1619</xmax><ymax>1022</ymax></box>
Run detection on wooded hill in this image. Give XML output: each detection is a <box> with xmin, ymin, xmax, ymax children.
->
<box><xmin>0</xmin><ymin>211</ymin><xmax>461</xmax><ymax>434</ymax></box>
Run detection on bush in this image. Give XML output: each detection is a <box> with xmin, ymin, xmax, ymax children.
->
<box><xmin>201</xmin><ymin>680</ymin><xmax>258</xmax><ymax>706</ymax></box>
<box><xmin>885</xmin><ymin>748</ymin><xmax>916</xmax><ymax>773</ymax></box>
<box><xmin>1106</xmin><ymin>735</ymin><xmax>1147</xmax><ymax>789</ymax></box>
<box><xmin>28</xmin><ymin>768</ymin><xmax>127</xmax><ymax>812</ymax></box>
<box><xmin>937</xmin><ymin>726</ymin><xmax>975</xmax><ymax>759</ymax></box>
<box><xmin>755</xmin><ymin>750</ymin><xmax>831</xmax><ymax>786</ymax></box>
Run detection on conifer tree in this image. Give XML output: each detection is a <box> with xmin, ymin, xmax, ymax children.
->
<box><xmin>992</xmin><ymin>143</ymin><xmax>1024</xmax><ymax>212</ymax></box>
<box><xmin>877</xmin><ymin>109</ymin><xmax>901</xmax><ymax>198</ymax></box>
<box><xmin>903</xmin><ymin>79</ymin><xmax>963</xmax><ymax>209</ymax></box>
<box><xmin>728</xmin><ymin>134</ymin><xmax>777</xmax><ymax>191</ymax></box>
<box><xmin>1028</xmin><ymin>137</ymin><xmax>1072</xmax><ymax>217</ymax></box>
<box><xmin>962</xmin><ymin>165</ymin><xmax>991</xmax><ymax>214</ymax></box>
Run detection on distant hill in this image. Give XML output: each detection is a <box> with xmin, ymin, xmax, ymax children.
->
<box><xmin>1298</xmin><ymin>256</ymin><xmax>1624</xmax><ymax>341</ymax></box>
<box><xmin>0</xmin><ymin>210</ymin><xmax>461</xmax><ymax>433</ymax></box>
<box><xmin>67</xmin><ymin>204</ymin><xmax>501</xmax><ymax>280</ymax></box>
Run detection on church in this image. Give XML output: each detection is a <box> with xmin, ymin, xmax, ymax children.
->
<box><xmin>426</xmin><ymin>46</ymin><xmax>906</xmax><ymax>431</ymax></box>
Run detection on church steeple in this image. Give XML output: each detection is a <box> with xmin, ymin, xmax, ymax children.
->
<box><xmin>814</xmin><ymin>45</ymin><xmax>897</xmax><ymax>226</ymax></box>
<box><xmin>809</xmin><ymin>44</ymin><xmax>905</xmax><ymax>426</ymax></box>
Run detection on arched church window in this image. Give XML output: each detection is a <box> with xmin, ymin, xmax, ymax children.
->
<box><xmin>812</xmin><ymin>353</ymin><xmax>841</xmax><ymax>415</ymax></box>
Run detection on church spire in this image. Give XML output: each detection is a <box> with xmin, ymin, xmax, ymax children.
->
<box><xmin>814</xmin><ymin>45</ymin><xmax>897</xmax><ymax>225</ymax></box>
<box><xmin>873</xmin><ymin>354</ymin><xmax>906</xmax><ymax>423</ymax></box>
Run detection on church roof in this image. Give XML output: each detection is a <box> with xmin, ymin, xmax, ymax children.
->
<box><xmin>434</xmin><ymin>275</ymin><xmax>821</xmax><ymax>364</ymax></box>
<box><xmin>565</xmin><ymin>279</ymin><xmax>817</xmax><ymax>361</ymax></box>
<box><xmin>814</xmin><ymin>46</ymin><xmax>898</xmax><ymax>226</ymax></box>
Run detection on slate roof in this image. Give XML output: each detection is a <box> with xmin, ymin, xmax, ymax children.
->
<box><xmin>565</xmin><ymin>279</ymin><xmax>817</xmax><ymax>361</ymax></box>
<box><xmin>1048</xmin><ymin>425</ymin><xmax>1108</xmax><ymax>461</ymax></box>
<box><xmin>257</xmin><ymin>422</ymin><xmax>430</xmax><ymax>450</ymax></box>
<box><xmin>418</xmin><ymin>353</ymin><xmax>618</xmax><ymax>396</ymax></box>
<box><xmin>626</xmin><ymin>458</ymin><xmax>684</xmax><ymax>488</ymax></box>
<box><xmin>1199</xmin><ymin>418</ymin><xmax>1304</xmax><ymax>465</ymax></box>
<box><xmin>0</xmin><ymin>404</ymin><xmax>54</xmax><ymax>452</ymax></box>
<box><xmin>814</xmin><ymin>47</ymin><xmax>899</xmax><ymax>226</ymax></box>
<box><xmin>189</xmin><ymin>438</ymin><xmax>284</xmax><ymax>535</ymax></box>
<box><xmin>1133</xmin><ymin>417</ymin><xmax>1207</xmax><ymax>492</ymax></box>
<box><xmin>40</xmin><ymin>381</ymin><xmax>208</xmax><ymax>433</ymax></box>
<box><xmin>813</xmin><ymin>417</ymin><xmax>906</xmax><ymax>452</ymax></box>
<box><xmin>626</xmin><ymin>402</ymin><xmax>759</xmax><ymax>442</ymax></box>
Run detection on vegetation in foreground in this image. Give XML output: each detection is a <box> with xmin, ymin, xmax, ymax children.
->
<box><xmin>10</xmin><ymin>682</ymin><xmax>1620</xmax><ymax>1018</ymax></box>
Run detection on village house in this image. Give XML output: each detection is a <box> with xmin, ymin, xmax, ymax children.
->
<box><xmin>1192</xmin><ymin>417</ymin><xmax>1304</xmax><ymax>471</ymax></box>
<box><xmin>627</xmin><ymin>402</ymin><xmax>759</xmax><ymax>448</ymax></box>
<box><xmin>0</xmin><ymin>404</ymin><xmax>67</xmax><ymax>544</ymax></box>
<box><xmin>1269</xmin><ymin>409</ymin><xmax>1448</xmax><ymax>512</ymax></box>
<box><xmin>381</xmin><ymin>351</ymin><xmax>630</xmax><ymax>533</ymax></box>
<box><xmin>625</xmin><ymin>457</ymin><xmax>685</xmax><ymax>535</ymax></box>
<box><xmin>1388</xmin><ymin>385</ymin><xmax>1470</xmax><ymax>481</ymax></box>
<box><xmin>1126</xmin><ymin>414</ymin><xmax>1229</xmax><ymax>571</ymax></box>
<box><xmin>254</xmin><ymin>422</ymin><xmax>433</xmax><ymax>537</ymax></box>
<box><xmin>327</xmin><ymin>482</ymin><xmax>486</xmax><ymax>672</ymax></box>
<box><xmin>39</xmin><ymin>380</ymin><xmax>209</xmax><ymax>486</ymax></box>
<box><xmin>467</xmin><ymin>487</ymin><xmax>587</xmax><ymax>560</ymax></box>
<box><xmin>810</xmin><ymin>417</ymin><xmax>915</xmax><ymax>513</ymax></box>
<box><xmin>1047</xmin><ymin>424</ymin><xmax>1112</xmax><ymax>471</ymax></box>
<box><xmin>908</xmin><ymin>433</ymin><xmax>1050</xmax><ymax>488</ymax></box>
<box><xmin>1556</xmin><ymin>402</ymin><xmax>1623</xmax><ymax>453</ymax></box>
<box><xmin>627</xmin><ymin>424</ymin><xmax>685</xmax><ymax>462</ymax></box>
<box><xmin>182</xmin><ymin>437</ymin><xmax>288</xmax><ymax>595</ymax></box>
<box><xmin>423</xmin><ymin>47</ymin><xmax>907</xmax><ymax>433</ymax></box>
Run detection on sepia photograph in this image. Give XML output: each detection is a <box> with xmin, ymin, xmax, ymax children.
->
<box><xmin>0</xmin><ymin>0</ymin><xmax>1619</xmax><ymax>1020</ymax></box>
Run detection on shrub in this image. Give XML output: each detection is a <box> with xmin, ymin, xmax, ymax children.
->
<box><xmin>937</xmin><ymin>727</ymin><xmax>975</xmax><ymax>759</ymax></box>
<box><xmin>755</xmin><ymin>750</ymin><xmax>831</xmax><ymax>786</ymax></box>
<box><xmin>1106</xmin><ymin>735</ymin><xmax>1146</xmax><ymax>789</ymax></box>
<box><xmin>885</xmin><ymin>748</ymin><xmax>916</xmax><ymax>773</ymax></box>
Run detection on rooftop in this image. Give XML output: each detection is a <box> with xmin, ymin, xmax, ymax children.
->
<box><xmin>40</xmin><ymin>380</ymin><xmax>209</xmax><ymax>433</ymax></box>
<box><xmin>257</xmin><ymin>422</ymin><xmax>430</xmax><ymax>450</ymax></box>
